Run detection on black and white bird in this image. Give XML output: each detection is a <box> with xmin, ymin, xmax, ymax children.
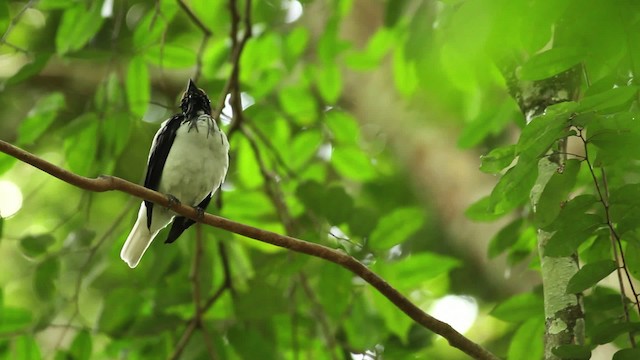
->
<box><xmin>121</xmin><ymin>79</ymin><xmax>229</xmax><ymax>268</ymax></box>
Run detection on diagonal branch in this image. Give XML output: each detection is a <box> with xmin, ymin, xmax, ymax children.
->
<box><xmin>0</xmin><ymin>139</ymin><xmax>499</xmax><ymax>360</ymax></box>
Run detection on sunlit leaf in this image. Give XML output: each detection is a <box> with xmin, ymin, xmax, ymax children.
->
<box><xmin>577</xmin><ymin>86</ymin><xmax>638</xmax><ymax>114</ymax></box>
<box><xmin>480</xmin><ymin>145</ymin><xmax>516</xmax><ymax>174</ymax></box>
<box><xmin>370</xmin><ymin>207</ymin><xmax>425</xmax><ymax>250</ymax></box>
<box><xmin>332</xmin><ymin>146</ymin><xmax>376</xmax><ymax>181</ymax></box>
<box><xmin>18</xmin><ymin>92</ymin><xmax>66</xmax><ymax>146</ymax></box>
<box><xmin>393</xmin><ymin>46</ymin><xmax>418</xmax><ymax>96</ymax></box>
<box><xmin>566</xmin><ymin>260</ymin><xmax>616</xmax><ymax>294</ymax></box>
<box><xmin>0</xmin><ymin>307</ymin><xmax>32</xmax><ymax>334</ymax></box>
<box><xmin>289</xmin><ymin>130</ymin><xmax>322</xmax><ymax>169</ymax></box>
<box><xmin>519</xmin><ymin>47</ymin><xmax>583</xmax><ymax>81</ymax></box>
<box><xmin>55</xmin><ymin>1</ymin><xmax>104</xmax><ymax>54</ymax></box>
<box><xmin>13</xmin><ymin>335</ymin><xmax>41</xmax><ymax>360</ymax></box>
<box><xmin>6</xmin><ymin>54</ymin><xmax>51</xmax><ymax>86</ymax></box>
<box><xmin>508</xmin><ymin>318</ymin><xmax>544</xmax><ymax>360</ymax></box>
<box><xmin>325</xmin><ymin>111</ymin><xmax>360</xmax><ymax>144</ymax></box>
<box><xmin>278</xmin><ymin>85</ymin><xmax>316</xmax><ymax>124</ymax></box>
<box><xmin>126</xmin><ymin>56</ymin><xmax>150</xmax><ymax>118</ymax></box>
<box><xmin>315</xmin><ymin>62</ymin><xmax>342</xmax><ymax>103</ymax></box>
<box><xmin>491</xmin><ymin>292</ymin><xmax>544</xmax><ymax>323</ymax></box>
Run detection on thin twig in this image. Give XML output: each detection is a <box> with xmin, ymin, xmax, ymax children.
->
<box><xmin>579</xmin><ymin>131</ymin><xmax>640</xmax><ymax>324</ymax></box>
<box><xmin>0</xmin><ymin>139</ymin><xmax>499</xmax><ymax>360</ymax></box>
<box><xmin>176</xmin><ymin>0</ymin><xmax>212</xmax><ymax>36</ymax></box>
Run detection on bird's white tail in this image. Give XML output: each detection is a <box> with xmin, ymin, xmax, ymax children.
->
<box><xmin>120</xmin><ymin>206</ymin><xmax>154</xmax><ymax>268</ymax></box>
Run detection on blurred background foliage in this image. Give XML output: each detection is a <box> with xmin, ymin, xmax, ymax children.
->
<box><xmin>1</xmin><ymin>0</ymin><xmax>640</xmax><ymax>359</ymax></box>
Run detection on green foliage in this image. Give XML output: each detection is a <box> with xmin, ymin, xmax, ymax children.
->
<box><xmin>4</xmin><ymin>0</ymin><xmax>640</xmax><ymax>358</ymax></box>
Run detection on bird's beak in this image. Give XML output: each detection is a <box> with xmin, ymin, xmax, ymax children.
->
<box><xmin>187</xmin><ymin>79</ymin><xmax>198</xmax><ymax>94</ymax></box>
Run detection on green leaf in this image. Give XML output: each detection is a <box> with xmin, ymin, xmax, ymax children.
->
<box><xmin>324</xmin><ymin>186</ymin><xmax>354</xmax><ymax>225</ymax></box>
<box><xmin>69</xmin><ymin>330</ymin><xmax>91</xmax><ymax>360</ymax></box>
<box><xmin>487</xmin><ymin>158</ymin><xmax>538</xmax><ymax>216</ymax></box>
<box><xmin>18</xmin><ymin>93</ymin><xmax>66</xmax><ymax>146</ymax></box>
<box><xmin>614</xmin><ymin>349</ymin><xmax>640</xmax><ymax>360</ymax></box>
<box><xmin>591</xmin><ymin>132</ymin><xmax>640</xmax><ymax>162</ymax></box>
<box><xmin>384</xmin><ymin>0</ymin><xmax>409</xmax><ymax>27</ymax></box>
<box><xmin>98</xmin><ymin>288</ymin><xmax>142</xmax><ymax>336</ymax></box>
<box><xmin>393</xmin><ymin>46</ymin><xmax>418</xmax><ymax>96</ymax></box>
<box><xmin>228</xmin><ymin>322</ymin><xmax>277</xmax><ymax>360</ymax></box>
<box><xmin>376</xmin><ymin>252</ymin><xmax>461</xmax><ymax>289</ymax></box>
<box><xmin>289</xmin><ymin>130</ymin><xmax>322</xmax><ymax>169</ymax></box>
<box><xmin>144</xmin><ymin>44</ymin><xmax>197</xmax><ymax>68</ymax></box>
<box><xmin>517</xmin><ymin>102</ymin><xmax>575</xmax><ymax>159</ymax></box>
<box><xmin>480</xmin><ymin>145</ymin><xmax>516</xmax><ymax>174</ymax></box>
<box><xmin>12</xmin><ymin>335</ymin><xmax>41</xmax><ymax>360</ymax></box>
<box><xmin>544</xmin><ymin>195</ymin><xmax>599</xmax><ymax>256</ymax></box>
<box><xmin>465</xmin><ymin>196</ymin><xmax>507</xmax><ymax>222</ymax></box>
<box><xmin>332</xmin><ymin>146</ymin><xmax>376</xmax><ymax>181</ymax></box>
<box><xmin>552</xmin><ymin>344</ymin><xmax>592</xmax><ymax>360</ymax></box>
<box><xmin>64</xmin><ymin>117</ymin><xmax>98</xmax><ymax>176</ymax></box>
<box><xmin>325</xmin><ymin>111</ymin><xmax>360</xmax><ymax>144</ymax></box>
<box><xmin>126</xmin><ymin>57</ymin><xmax>150</xmax><ymax>118</ymax></box>
<box><xmin>20</xmin><ymin>234</ymin><xmax>55</xmax><ymax>257</ymax></box>
<box><xmin>284</xmin><ymin>27</ymin><xmax>309</xmax><ymax>61</ymax></box>
<box><xmin>34</xmin><ymin>257</ymin><xmax>60</xmax><ymax>300</ymax></box>
<box><xmin>590</xmin><ymin>320</ymin><xmax>640</xmax><ymax>344</ymax></box>
<box><xmin>315</xmin><ymin>62</ymin><xmax>342</xmax><ymax>103</ymax></box>
<box><xmin>488</xmin><ymin>218</ymin><xmax>524</xmax><ymax>258</ymax></box>
<box><xmin>235</xmin><ymin>136</ymin><xmax>263</xmax><ymax>189</ymax></box>
<box><xmin>535</xmin><ymin>159</ymin><xmax>581</xmax><ymax>228</ymax></box>
<box><xmin>508</xmin><ymin>318</ymin><xmax>544</xmax><ymax>360</ymax></box>
<box><xmin>566</xmin><ymin>260</ymin><xmax>616</xmax><ymax>294</ymax></box>
<box><xmin>369</xmin><ymin>207</ymin><xmax>425</xmax><ymax>250</ymax></box>
<box><xmin>625</xmin><ymin>236</ymin><xmax>640</xmax><ymax>281</ymax></box>
<box><xmin>519</xmin><ymin>47</ymin><xmax>583</xmax><ymax>81</ymax></box>
<box><xmin>0</xmin><ymin>217</ymin><xmax>3</xmax><ymax>239</ymax></box>
<box><xmin>345</xmin><ymin>28</ymin><xmax>394</xmax><ymax>70</ymax></box>
<box><xmin>55</xmin><ymin>2</ymin><xmax>104</xmax><ymax>54</ymax></box>
<box><xmin>0</xmin><ymin>2</ymin><xmax>9</xmax><ymax>35</ymax></box>
<box><xmin>6</xmin><ymin>54</ymin><xmax>51</xmax><ymax>86</ymax></box>
<box><xmin>0</xmin><ymin>307</ymin><xmax>32</xmax><ymax>334</ymax></box>
<box><xmin>577</xmin><ymin>86</ymin><xmax>638</xmax><ymax>114</ymax></box>
<box><xmin>490</xmin><ymin>292</ymin><xmax>543</xmax><ymax>323</ymax></box>
<box><xmin>278</xmin><ymin>85</ymin><xmax>316</xmax><ymax>123</ymax></box>
<box><xmin>348</xmin><ymin>207</ymin><xmax>378</xmax><ymax>237</ymax></box>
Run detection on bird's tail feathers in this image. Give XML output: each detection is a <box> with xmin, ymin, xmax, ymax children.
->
<box><xmin>121</xmin><ymin>214</ymin><xmax>154</xmax><ymax>269</ymax></box>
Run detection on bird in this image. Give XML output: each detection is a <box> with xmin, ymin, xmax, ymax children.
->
<box><xmin>120</xmin><ymin>79</ymin><xmax>229</xmax><ymax>268</ymax></box>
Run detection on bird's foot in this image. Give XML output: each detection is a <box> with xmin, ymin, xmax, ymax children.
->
<box><xmin>165</xmin><ymin>194</ymin><xmax>181</xmax><ymax>209</ymax></box>
<box><xmin>194</xmin><ymin>206</ymin><xmax>206</xmax><ymax>221</ymax></box>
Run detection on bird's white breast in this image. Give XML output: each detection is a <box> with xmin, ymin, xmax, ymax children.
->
<box><xmin>158</xmin><ymin>115</ymin><xmax>229</xmax><ymax>206</ymax></box>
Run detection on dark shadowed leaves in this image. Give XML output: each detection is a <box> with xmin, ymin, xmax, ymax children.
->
<box><xmin>552</xmin><ymin>345</ymin><xmax>591</xmax><ymax>360</ymax></box>
<box><xmin>20</xmin><ymin>234</ymin><xmax>55</xmax><ymax>257</ymax></box>
<box><xmin>34</xmin><ymin>258</ymin><xmax>60</xmax><ymax>300</ymax></box>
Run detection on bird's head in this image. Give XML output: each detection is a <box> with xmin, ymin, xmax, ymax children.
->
<box><xmin>180</xmin><ymin>79</ymin><xmax>212</xmax><ymax>117</ymax></box>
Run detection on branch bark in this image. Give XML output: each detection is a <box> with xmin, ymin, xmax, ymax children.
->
<box><xmin>0</xmin><ymin>139</ymin><xmax>499</xmax><ymax>360</ymax></box>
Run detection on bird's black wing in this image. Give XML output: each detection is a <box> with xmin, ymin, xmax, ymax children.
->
<box><xmin>144</xmin><ymin>114</ymin><xmax>184</xmax><ymax>229</ymax></box>
<box><xmin>164</xmin><ymin>193</ymin><xmax>212</xmax><ymax>244</ymax></box>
